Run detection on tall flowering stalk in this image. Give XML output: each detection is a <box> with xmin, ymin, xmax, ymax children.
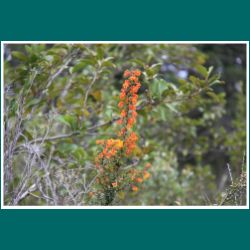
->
<box><xmin>94</xmin><ymin>69</ymin><xmax>150</xmax><ymax>205</ymax></box>
<box><xmin>117</xmin><ymin>69</ymin><xmax>141</xmax><ymax>155</ymax></box>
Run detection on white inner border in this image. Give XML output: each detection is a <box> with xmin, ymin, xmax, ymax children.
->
<box><xmin>1</xmin><ymin>41</ymin><xmax>249</xmax><ymax>210</ymax></box>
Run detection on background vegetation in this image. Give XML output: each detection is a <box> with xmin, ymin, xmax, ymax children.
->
<box><xmin>3</xmin><ymin>43</ymin><xmax>247</xmax><ymax>206</ymax></box>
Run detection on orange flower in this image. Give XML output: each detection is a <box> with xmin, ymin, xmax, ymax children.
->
<box><xmin>131</xmin><ymin>94</ymin><xmax>138</xmax><ymax>105</ymax></box>
<box><xmin>129</xmin><ymin>76</ymin><xmax>138</xmax><ymax>82</ymax></box>
<box><xmin>118</xmin><ymin>101</ymin><xmax>124</xmax><ymax>108</ymax></box>
<box><xmin>115</xmin><ymin>140</ymin><xmax>124</xmax><ymax>149</ymax></box>
<box><xmin>129</xmin><ymin>105</ymin><xmax>136</xmax><ymax>111</ymax></box>
<box><xmin>120</xmin><ymin>110</ymin><xmax>127</xmax><ymax>118</ymax></box>
<box><xmin>117</xmin><ymin>128</ymin><xmax>126</xmax><ymax>137</ymax></box>
<box><xmin>127</xmin><ymin>117</ymin><xmax>136</xmax><ymax>129</ymax></box>
<box><xmin>143</xmin><ymin>171</ymin><xmax>151</xmax><ymax>180</ymax></box>
<box><xmin>96</xmin><ymin>139</ymin><xmax>124</xmax><ymax>163</ymax></box>
<box><xmin>123</xmin><ymin>70</ymin><xmax>131</xmax><ymax>78</ymax></box>
<box><xmin>112</xmin><ymin>182</ymin><xmax>118</xmax><ymax>187</ymax></box>
<box><xmin>136</xmin><ymin>177</ymin><xmax>143</xmax><ymax>183</ymax></box>
<box><xmin>96</xmin><ymin>140</ymin><xmax>105</xmax><ymax>145</ymax></box>
<box><xmin>131</xmin><ymin>185</ymin><xmax>139</xmax><ymax>192</ymax></box>
<box><xmin>131</xmin><ymin>110</ymin><xmax>137</xmax><ymax>118</ymax></box>
<box><xmin>133</xmin><ymin>69</ymin><xmax>141</xmax><ymax>77</ymax></box>
<box><xmin>120</xmin><ymin>91</ymin><xmax>126</xmax><ymax>99</ymax></box>
<box><xmin>106</xmin><ymin>148</ymin><xmax>116</xmax><ymax>158</ymax></box>
<box><xmin>117</xmin><ymin>119</ymin><xmax>123</xmax><ymax>125</ymax></box>
<box><xmin>124</xmin><ymin>132</ymin><xmax>138</xmax><ymax>155</ymax></box>
<box><xmin>123</xmin><ymin>80</ymin><xmax>130</xmax><ymax>90</ymax></box>
<box><xmin>106</xmin><ymin>139</ymin><xmax>114</xmax><ymax>147</ymax></box>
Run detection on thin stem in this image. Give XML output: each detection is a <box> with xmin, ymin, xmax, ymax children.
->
<box><xmin>83</xmin><ymin>71</ymin><xmax>98</xmax><ymax>109</ymax></box>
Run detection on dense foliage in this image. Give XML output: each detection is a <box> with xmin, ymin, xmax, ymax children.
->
<box><xmin>3</xmin><ymin>43</ymin><xmax>246</xmax><ymax>206</ymax></box>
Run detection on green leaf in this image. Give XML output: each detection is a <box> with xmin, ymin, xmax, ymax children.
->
<box><xmin>72</xmin><ymin>59</ymin><xmax>96</xmax><ymax>73</ymax></box>
<box><xmin>150</xmin><ymin>63</ymin><xmax>162</xmax><ymax>70</ymax></box>
<box><xmin>103</xmin><ymin>57</ymin><xmax>114</xmax><ymax>62</ymax></box>
<box><xmin>145</xmin><ymin>63</ymin><xmax>162</xmax><ymax>78</ymax></box>
<box><xmin>101</xmin><ymin>60</ymin><xmax>116</xmax><ymax>68</ymax></box>
<box><xmin>72</xmin><ymin>147</ymin><xmax>86</xmax><ymax>161</ymax></box>
<box><xmin>152</xmin><ymin>105</ymin><xmax>168</xmax><ymax>122</ymax></box>
<box><xmin>47</xmin><ymin>47</ymin><xmax>68</xmax><ymax>57</ymax></box>
<box><xmin>12</xmin><ymin>51</ymin><xmax>27</xmax><ymax>61</ymax></box>
<box><xmin>104</xmin><ymin>106</ymin><xmax>114</xmax><ymax>119</ymax></box>
<box><xmin>151</xmin><ymin>79</ymin><xmax>167</xmax><ymax>96</ymax></box>
<box><xmin>150</xmin><ymin>79</ymin><xmax>177</xmax><ymax>99</ymax></box>
<box><xmin>96</xmin><ymin>46</ymin><xmax>104</xmax><ymax>60</ymax></box>
<box><xmin>56</xmin><ymin>115</ymin><xmax>78</xmax><ymax>130</ymax></box>
<box><xmin>129</xmin><ymin>59</ymin><xmax>145</xmax><ymax>67</ymax></box>
<box><xmin>206</xmin><ymin>91</ymin><xmax>220</xmax><ymax>102</ymax></box>
<box><xmin>159</xmin><ymin>106</ymin><xmax>167</xmax><ymax>121</ymax></box>
<box><xmin>166</xmin><ymin>103</ymin><xmax>180</xmax><ymax>114</ymax></box>
<box><xmin>196</xmin><ymin>65</ymin><xmax>208</xmax><ymax>78</ymax></box>
<box><xmin>24</xmin><ymin>45</ymin><xmax>33</xmax><ymax>54</ymax></box>
<box><xmin>57</xmin><ymin>143</ymin><xmax>85</xmax><ymax>161</ymax></box>
<box><xmin>209</xmin><ymin>79</ymin><xmax>222</xmax><ymax>87</ymax></box>
<box><xmin>189</xmin><ymin>75</ymin><xmax>199</xmax><ymax>85</ymax></box>
<box><xmin>207</xmin><ymin>66</ymin><xmax>214</xmax><ymax>78</ymax></box>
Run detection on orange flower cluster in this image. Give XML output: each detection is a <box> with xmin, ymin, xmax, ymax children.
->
<box><xmin>117</xmin><ymin>70</ymin><xmax>141</xmax><ymax>129</ymax></box>
<box><xmin>117</xmin><ymin>69</ymin><xmax>141</xmax><ymax>156</ymax></box>
<box><xmin>93</xmin><ymin>69</ymin><xmax>151</xmax><ymax>202</ymax></box>
<box><xmin>128</xmin><ymin>164</ymin><xmax>151</xmax><ymax>192</ymax></box>
<box><xmin>124</xmin><ymin>132</ymin><xmax>138</xmax><ymax>155</ymax></box>
<box><xmin>96</xmin><ymin>139</ymin><xmax>123</xmax><ymax>165</ymax></box>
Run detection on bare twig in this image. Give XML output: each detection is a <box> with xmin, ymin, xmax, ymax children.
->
<box><xmin>220</xmin><ymin>163</ymin><xmax>238</xmax><ymax>206</ymax></box>
<box><xmin>4</xmin><ymin>70</ymin><xmax>38</xmax><ymax>195</ymax></box>
<box><xmin>15</xmin><ymin>119</ymin><xmax>120</xmax><ymax>148</ymax></box>
<box><xmin>227</xmin><ymin>163</ymin><xmax>234</xmax><ymax>185</ymax></box>
<box><xmin>46</xmin><ymin>57</ymin><xmax>72</xmax><ymax>89</ymax></box>
<box><xmin>83</xmin><ymin>71</ymin><xmax>98</xmax><ymax>109</ymax></box>
<box><xmin>11</xmin><ymin>121</ymin><xmax>51</xmax><ymax>205</ymax></box>
<box><xmin>14</xmin><ymin>183</ymin><xmax>37</xmax><ymax>203</ymax></box>
<box><xmin>43</xmin><ymin>146</ymin><xmax>58</xmax><ymax>205</ymax></box>
<box><xmin>30</xmin><ymin>131</ymin><xmax>80</xmax><ymax>144</ymax></box>
<box><xmin>61</xmin><ymin>75</ymin><xmax>74</xmax><ymax>98</ymax></box>
<box><xmin>226</xmin><ymin>163</ymin><xmax>238</xmax><ymax>206</ymax></box>
<box><xmin>87</xmin><ymin>117</ymin><xmax>120</xmax><ymax>131</ymax></box>
<box><xmin>29</xmin><ymin>192</ymin><xmax>54</xmax><ymax>201</ymax></box>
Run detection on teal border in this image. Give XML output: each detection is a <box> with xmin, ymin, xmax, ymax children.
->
<box><xmin>0</xmin><ymin>0</ymin><xmax>249</xmax><ymax>249</ymax></box>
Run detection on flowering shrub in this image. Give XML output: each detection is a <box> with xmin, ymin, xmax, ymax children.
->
<box><xmin>94</xmin><ymin>70</ymin><xmax>151</xmax><ymax>205</ymax></box>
